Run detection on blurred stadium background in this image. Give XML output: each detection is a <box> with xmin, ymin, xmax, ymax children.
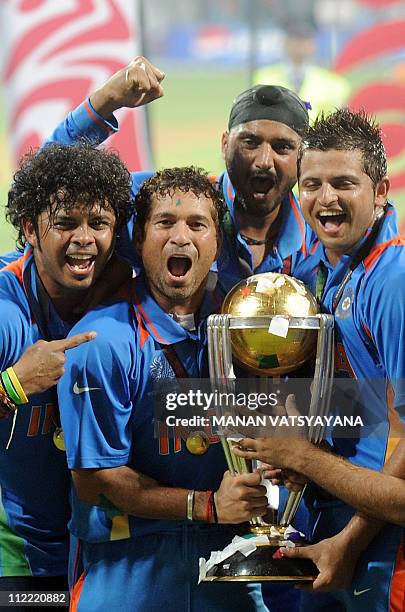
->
<box><xmin>0</xmin><ymin>0</ymin><xmax>404</xmax><ymax>251</ymax></box>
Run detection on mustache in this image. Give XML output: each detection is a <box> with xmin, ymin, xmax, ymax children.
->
<box><xmin>165</xmin><ymin>249</ymin><xmax>194</xmax><ymax>259</ymax></box>
<box><xmin>65</xmin><ymin>248</ymin><xmax>97</xmax><ymax>256</ymax></box>
<box><xmin>250</xmin><ymin>170</ymin><xmax>278</xmax><ymax>183</ymax></box>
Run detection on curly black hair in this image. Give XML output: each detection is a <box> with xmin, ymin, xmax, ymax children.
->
<box><xmin>297</xmin><ymin>108</ymin><xmax>387</xmax><ymax>188</ymax></box>
<box><xmin>7</xmin><ymin>142</ymin><xmax>133</xmax><ymax>248</ymax></box>
<box><xmin>134</xmin><ymin>166</ymin><xmax>226</xmax><ymax>237</ymax></box>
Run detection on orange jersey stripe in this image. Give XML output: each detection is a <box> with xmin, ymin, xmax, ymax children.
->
<box><xmin>288</xmin><ymin>193</ymin><xmax>307</xmax><ymax>256</ymax></box>
<box><xmin>132</xmin><ymin>287</ymin><xmax>166</xmax><ymax>345</ymax></box>
<box><xmin>70</xmin><ymin>571</ymin><xmax>86</xmax><ymax>612</ymax></box>
<box><xmin>1</xmin><ymin>250</ymin><xmax>32</xmax><ymax>285</ymax></box>
<box><xmin>83</xmin><ymin>99</ymin><xmax>114</xmax><ymax>135</ymax></box>
<box><xmin>364</xmin><ymin>237</ymin><xmax>405</xmax><ymax>274</ymax></box>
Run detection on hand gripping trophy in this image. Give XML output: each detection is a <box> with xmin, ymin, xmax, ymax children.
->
<box><xmin>201</xmin><ymin>272</ymin><xmax>334</xmax><ymax>582</ymax></box>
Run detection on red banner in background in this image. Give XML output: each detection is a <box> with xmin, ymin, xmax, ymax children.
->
<box><xmin>333</xmin><ymin>0</ymin><xmax>405</xmax><ymax>229</ymax></box>
<box><xmin>0</xmin><ymin>0</ymin><xmax>152</xmax><ymax>170</ymax></box>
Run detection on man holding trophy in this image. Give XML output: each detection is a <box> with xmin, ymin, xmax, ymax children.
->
<box><xmin>57</xmin><ymin>167</ymin><xmax>272</xmax><ymax>612</ymax></box>
<box><xmin>234</xmin><ymin>108</ymin><xmax>405</xmax><ymax>611</ymax></box>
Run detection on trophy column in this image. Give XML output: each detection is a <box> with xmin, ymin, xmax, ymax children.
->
<box><xmin>202</xmin><ymin>272</ymin><xmax>334</xmax><ymax>583</ymax></box>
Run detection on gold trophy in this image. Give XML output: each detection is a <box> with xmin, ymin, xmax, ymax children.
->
<box><xmin>202</xmin><ymin>273</ymin><xmax>334</xmax><ymax>582</ymax></box>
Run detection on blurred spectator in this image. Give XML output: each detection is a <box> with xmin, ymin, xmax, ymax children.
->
<box><xmin>254</xmin><ymin>22</ymin><xmax>351</xmax><ymax>120</ymax></box>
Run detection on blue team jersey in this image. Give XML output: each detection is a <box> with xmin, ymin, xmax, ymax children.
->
<box><xmin>294</xmin><ymin>205</ymin><xmax>405</xmax><ymax>470</ymax></box>
<box><xmin>0</xmin><ymin>250</ymin><xmax>23</xmax><ymax>269</ymax></box>
<box><xmin>217</xmin><ymin>171</ymin><xmax>309</xmax><ymax>278</ymax></box>
<box><xmin>0</xmin><ymin>249</ymin><xmax>71</xmax><ymax>577</ymax></box>
<box><xmin>44</xmin><ymin>99</ymin><xmax>310</xmax><ymax>280</ymax></box>
<box><xmin>58</xmin><ymin>274</ymin><xmax>238</xmax><ymax>544</ymax></box>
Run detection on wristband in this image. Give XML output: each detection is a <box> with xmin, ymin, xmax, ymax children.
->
<box><xmin>187</xmin><ymin>490</ymin><xmax>195</xmax><ymax>521</ymax></box>
<box><xmin>206</xmin><ymin>490</ymin><xmax>214</xmax><ymax>523</ymax></box>
<box><xmin>0</xmin><ymin>379</ymin><xmax>16</xmax><ymax>415</ymax></box>
<box><xmin>6</xmin><ymin>367</ymin><xmax>29</xmax><ymax>404</ymax></box>
<box><xmin>1</xmin><ymin>370</ymin><xmax>21</xmax><ymax>405</ymax></box>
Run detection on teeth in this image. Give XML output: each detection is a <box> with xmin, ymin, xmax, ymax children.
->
<box><xmin>318</xmin><ymin>211</ymin><xmax>344</xmax><ymax>217</ymax></box>
<box><xmin>67</xmin><ymin>255</ymin><xmax>93</xmax><ymax>261</ymax></box>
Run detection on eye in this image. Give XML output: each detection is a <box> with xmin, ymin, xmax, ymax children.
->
<box><xmin>189</xmin><ymin>221</ymin><xmax>206</xmax><ymax>230</ymax></box>
<box><xmin>52</xmin><ymin>220</ymin><xmax>75</xmax><ymax>230</ymax></box>
<box><xmin>90</xmin><ymin>218</ymin><xmax>111</xmax><ymax>229</ymax></box>
<box><xmin>300</xmin><ymin>180</ymin><xmax>320</xmax><ymax>190</ymax></box>
<box><xmin>240</xmin><ymin>137</ymin><xmax>259</xmax><ymax>148</ymax></box>
<box><xmin>155</xmin><ymin>219</ymin><xmax>174</xmax><ymax>227</ymax></box>
<box><xmin>334</xmin><ymin>179</ymin><xmax>355</xmax><ymax>189</ymax></box>
<box><xmin>274</xmin><ymin>142</ymin><xmax>295</xmax><ymax>154</ymax></box>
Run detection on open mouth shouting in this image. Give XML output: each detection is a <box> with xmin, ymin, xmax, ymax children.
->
<box><xmin>317</xmin><ymin>210</ymin><xmax>347</xmax><ymax>236</ymax></box>
<box><xmin>65</xmin><ymin>252</ymin><xmax>96</xmax><ymax>277</ymax></box>
<box><xmin>167</xmin><ymin>255</ymin><xmax>193</xmax><ymax>283</ymax></box>
<box><xmin>250</xmin><ymin>173</ymin><xmax>277</xmax><ymax>199</ymax></box>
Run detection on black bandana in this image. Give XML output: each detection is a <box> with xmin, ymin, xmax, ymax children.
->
<box><xmin>228</xmin><ymin>85</ymin><xmax>310</xmax><ymax>135</ymax></box>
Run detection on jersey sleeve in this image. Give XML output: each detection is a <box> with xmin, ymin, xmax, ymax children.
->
<box><xmin>58</xmin><ymin>314</ymin><xmax>137</xmax><ymax>470</ymax></box>
<box><xmin>364</xmin><ymin>267</ymin><xmax>405</xmax><ymax>410</ymax></box>
<box><xmin>0</xmin><ymin>299</ymin><xmax>29</xmax><ymax>371</ymax></box>
<box><xmin>43</xmin><ymin>98</ymin><xmax>118</xmax><ymax>147</ymax></box>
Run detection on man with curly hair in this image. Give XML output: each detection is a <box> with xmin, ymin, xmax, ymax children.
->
<box><xmin>0</xmin><ymin>142</ymin><xmax>132</xmax><ymax>608</ymax></box>
<box><xmin>57</xmin><ymin>166</ymin><xmax>270</xmax><ymax>612</ymax></box>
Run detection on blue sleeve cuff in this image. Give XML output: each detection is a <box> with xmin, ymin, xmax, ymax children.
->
<box><xmin>43</xmin><ymin>98</ymin><xmax>119</xmax><ymax>147</ymax></box>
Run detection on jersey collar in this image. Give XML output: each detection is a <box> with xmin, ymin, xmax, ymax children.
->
<box><xmin>131</xmin><ymin>274</ymin><xmax>221</xmax><ymax>345</ymax></box>
<box><xmin>219</xmin><ymin>171</ymin><xmax>306</xmax><ymax>262</ymax></box>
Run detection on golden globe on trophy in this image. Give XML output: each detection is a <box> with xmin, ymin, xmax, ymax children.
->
<box><xmin>201</xmin><ymin>272</ymin><xmax>334</xmax><ymax>583</ymax></box>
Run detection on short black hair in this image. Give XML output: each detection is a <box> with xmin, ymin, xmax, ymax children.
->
<box><xmin>7</xmin><ymin>142</ymin><xmax>133</xmax><ymax>248</ymax></box>
<box><xmin>298</xmin><ymin>108</ymin><xmax>387</xmax><ymax>187</ymax></box>
<box><xmin>135</xmin><ymin>166</ymin><xmax>226</xmax><ymax>236</ymax></box>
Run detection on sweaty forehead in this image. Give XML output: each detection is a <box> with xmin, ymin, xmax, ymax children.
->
<box><xmin>300</xmin><ymin>148</ymin><xmax>365</xmax><ymax>177</ymax></box>
<box><xmin>230</xmin><ymin>119</ymin><xmax>301</xmax><ymax>142</ymax></box>
<box><xmin>150</xmin><ymin>190</ymin><xmax>214</xmax><ymax>214</ymax></box>
<box><xmin>49</xmin><ymin>199</ymin><xmax>114</xmax><ymax>218</ymax></box>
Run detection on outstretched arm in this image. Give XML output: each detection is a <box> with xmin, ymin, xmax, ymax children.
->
<box><xmin>44</xmin><ymin>56</ymin><xmax>164</xmax><ymax>148</ymax></box>
<box><xmin>234</xmin><ymin>435</ymin><xmax>405</xmax><ymax>525</ymax></box>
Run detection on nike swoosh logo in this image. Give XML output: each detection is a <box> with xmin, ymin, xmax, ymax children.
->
<box><xmin>73</xmin><ymin>382</ymin><xmax>102</xmax><ymax>395</ymax></box>
<box><xmin>353</xmin><ymin>588</ymin><xmax>372</xmax><ymax>596</ymax></box>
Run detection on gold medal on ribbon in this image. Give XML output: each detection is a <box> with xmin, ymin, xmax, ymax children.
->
<box><xmin>53</xmin><ymin>427</ymin><xmax>66</xmax><ymax>451</ymax></box>
<box><xmin>186</xmin><ymin>431</ymin><xmax>210</xmax><ymax>455</ymax></box>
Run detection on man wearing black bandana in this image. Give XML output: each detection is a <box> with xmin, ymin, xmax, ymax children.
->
<box><xmin>42</xmin><ymin>57</ymin><xmax>310</xmax><ymax>283</ymax></box>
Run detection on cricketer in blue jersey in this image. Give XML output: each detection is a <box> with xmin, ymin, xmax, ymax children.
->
<box><xmin>43</xmin><ymin>57</ymin><xmax>313</xmax><ymax>612</ymax></box>
<box><xmin>234</xmin><ymin>109</ymin><xmax>405</xmax><ymax>611</ymax></box>
<box><xmin>0</xmin><ymin>142</ymin><xmax>132</xmax><ymax>605</ymax></box>
<box><xmin>58</xmin><ymin>167</ymin><xmax>270</xmax><ymax>612</ymax></box>
<box><xmin>44</xmin><ymin>56</ymin><xmax>311</xmax><ymax>281</ymax></box>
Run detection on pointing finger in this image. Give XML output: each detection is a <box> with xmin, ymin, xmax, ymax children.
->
<box><xmin>51</xmin><ymin>332</ymin><xmax>97</xmax><ymax>351</ymax></box>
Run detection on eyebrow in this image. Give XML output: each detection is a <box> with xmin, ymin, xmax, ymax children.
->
<box><xmin>151</xmin><ymin>212</ymin><xmax>212</xmax><ymax>222</ymax></box>
<box><xmin>237</xmin><ymin>131</ymin><xmax>297</xmax><ymax>145</ymax></box>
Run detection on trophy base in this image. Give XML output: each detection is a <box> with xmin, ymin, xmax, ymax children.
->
<box><xmin>202</xmin><ymin>541</ymin><xmax>318</xmax><ymax>583</ymax></box>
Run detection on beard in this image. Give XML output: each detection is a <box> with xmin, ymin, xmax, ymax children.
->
<box><xmin>234</xmin><ymin>186</ymin><xmax>287</xmax><ymax>218</ymax></box>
